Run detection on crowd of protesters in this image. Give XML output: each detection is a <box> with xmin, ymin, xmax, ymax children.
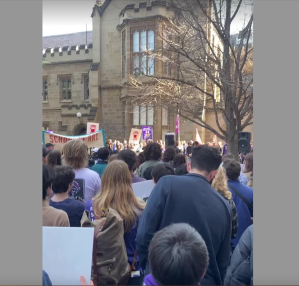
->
<box><xmin>42</xmin><ymin>137</ymin><xmax>253</xmax><ymax>286</ymax></box>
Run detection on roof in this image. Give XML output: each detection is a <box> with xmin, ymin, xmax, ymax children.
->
<box><xmin>91</xmin><ymin>0</ymin><xmax>112</xmax><ymax>17</ymax></box>
<box><xmin>42</xmin><ymin>31</ymin><xmax>93</xmax><ymax>49</ymax></box>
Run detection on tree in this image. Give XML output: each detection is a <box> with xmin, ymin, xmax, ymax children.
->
<box><xmin>129</xmin><ymin>0</ymin><xmax>253</xmax><ymax>159</ymax></box>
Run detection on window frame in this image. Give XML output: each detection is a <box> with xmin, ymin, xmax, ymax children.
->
<box><xmin>83</xmin><ymin>75</ymin><xmax>89</xmax><ymax>101</ymax></box>
<box><xmin>60</xmin><ymin>76</ymin><xmax>72</xmax><ymax>101</ymax></box>
<box><xmin>133</xmin><ymin>105</ymin><xmax>154</xmax><ymax>126</ymax></box>
<box><xmin>42</xmin><ymin>77</ymin><xmax>48</xmax><ymax>102</ymax></box>
<box><xmin>131</xmin><ymin>27</ymin><xmax>155</xmax><ymax>76</ymax></box>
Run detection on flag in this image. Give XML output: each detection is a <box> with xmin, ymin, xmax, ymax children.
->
<box><xmin>195</xmin><ymin>129</ymin><xmax>203</xmax><ymax>145</ymax></box>
<box><xmin>175</xmin><ymin>114</ymin><xmax>179</xmax><ymax>134</ymax></box>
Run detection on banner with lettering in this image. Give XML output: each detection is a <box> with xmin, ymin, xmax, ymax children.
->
<box><xmin>42</xmin><ymin>130</ymin><xmax>106</xmax><ymax>150</ymax></box>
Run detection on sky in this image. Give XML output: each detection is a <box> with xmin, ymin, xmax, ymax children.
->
<box><xmin>43</xmin><ymin>0</ymin><xmax>253</xmax><ymax>37</ymax></box>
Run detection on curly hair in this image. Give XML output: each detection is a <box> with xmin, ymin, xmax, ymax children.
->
<box><xmin>62</xmin><ymin>139</ymin><xmax>88</xmax><ymax>169</ymax></box>
<box><xmin>163</xmin><ymin>146</ymin><xmax>176</xmax><ymax>163</ymax></box>
<box><xmin>211</xmin><ymin>166</ymin><xmax>232</xmax><ymax>200</ymax></box>
<box><xmin>144</xmin><ymin>142</ymin><xmax>162</xmax><ymax>162</ymax></box>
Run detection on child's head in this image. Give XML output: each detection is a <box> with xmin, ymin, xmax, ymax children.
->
<box><xmin>149</xmin><ymin>223</ymin><xmax>209</xmax><ymax>285</ymax></box>
<box><xmin>52</xmin><ymin>166</ymin><xmax>75</xmax><ymax>194</ymax></box>
<box><xmin>151</xmin><ymin>163</ymin><xmax>174</xmax><ymax>184</ymax></box>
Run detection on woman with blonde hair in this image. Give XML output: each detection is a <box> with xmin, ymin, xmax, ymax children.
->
<box><xmin>85</xmin><ymin>160</ymin><xmax>145</xmax><ymax>284</ymax></box>
<box><xmin>212</xmin><ymin>166</ymin><xmax>238</xmax><ymax>240</ymax></box>
<box><xmin>62</xmin><ymin>139</ymin><xmax>101</xmax><ymax>204</ymax></box>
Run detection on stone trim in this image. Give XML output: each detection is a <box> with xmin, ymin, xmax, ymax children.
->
<box><xmin>43</xmin><ymin>59</ymin><xmax>93</xmax><ymax>66</ymax></box>
<box><xmin>42</xmin><ymin>44</ymin><xmax>92</xmax><ymax>58</ymax></box>
<box><xmin>119</xmin><ymin>1</ymin><xmax>167</xmax><ymax>17</ymax></box>
<box><xmin>91</xmin><ymin>0</ymin><xmax>112</xmax><ymax>17</ymax></box>
<box><xmin>90</xmin><ymin>63</ymin><xmax>99</xmax><ymax>71</ymax></box>
<box><xmin>117</xmin><ymin>15</ymin><xmax>167</xmax><ymax>31</ymax></box>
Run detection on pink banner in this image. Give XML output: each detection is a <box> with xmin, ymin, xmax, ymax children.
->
<box><xmin>175</xmin><ymin>114</ymin><xmax>179</xmax><ymax>134</ymax></box>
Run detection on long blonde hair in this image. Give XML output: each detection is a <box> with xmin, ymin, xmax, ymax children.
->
<box><xmin>62</xmin><ymin>139</ymin><xmax>88</xmax><ymax>169</ymax></box>
<box><xmin>212</xmin><ymin>166</ymin><xmax>232</xmax><ymax>200</ymax></box>
<box><xmin>93</xmin><ymin>160</ymin><xmax>145</xmax><ymax>232</ymax></box>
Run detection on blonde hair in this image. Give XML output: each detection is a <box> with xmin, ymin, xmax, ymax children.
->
<box><xmin>212</xmin><ymin>166</ymin><xmax>232</xmax><ymax>200</ymax></box>
<box><xmin>93</xmin><ymin>160</ymin><xmax>145</xmax><ymax>232</ymax></box>
<box><xmin>62</xmin><ymin>139</ymin><xmax>88</xmax><ymax>169</ymax></box>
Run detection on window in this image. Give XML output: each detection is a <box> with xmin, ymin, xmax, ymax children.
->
<box><xmin>133</xmin><ymin>105</ymin><xmax>154</xmax><ymax>126</ymax></box>
<box><xmin>42</xmin><ymin>79</ymin><xmax>48</xmax><ymax>101</ymax></box>
<box><xmin>122</xmin><ymin>30</ymin><xmax>127</xmax><ymax>78</ymax></box>
<box><xmin>163</xmin><ymin>29</ymin><xmax>174</xmax><ymax>76</ymax></box>
<box><xmin>60</xmin><ymin>77</ymin><xmax>72</xmax><ymax>100</ymax></box>
<box><xmin>162</xmin><ymin>108</ymin><xmax>168</xmax><ymax>126</ymax></box>
<box><xmin>84</xmin><ymin>75</ymin><xmax>89</xmax><ymax>100</ymax></box>
<box><xmin>132</xmin><ymin>29</ymin><xmax>155</xmax><ymax>76</ymax></box>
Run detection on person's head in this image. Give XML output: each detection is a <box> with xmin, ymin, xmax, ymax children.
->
<box><xmin>43</xmin><ymin>165</ymin><xmax>55</xmax><ymax>200</ymax></box>
<box><xmin>163</xmin><ymin>146</ymin><xmax>176</xmax><ymax>163</ymax></box>
<box><xmin>143</xmin><ymin>166</ymin><xmax>155</xmax><ymax>180</ymax></box>
<box><xmin>136</xmin><ymin>152</ymin><xmax>145</xmax><ymax>169</ymax></box>
<box><xmin>244</xmin><ymin>152</ymin><xmax>253</xmax><ymax>174</ymax></box>
<box><xmin>189</xmin><ymin>145</ymin><xmax>222</xmax><ymax>182</ymax></box>
<box><xmin>222</xmin><ymin>159</ymin><xmax>241</xmax><ymax>181</ymax></box>
<box><xmin>151</xmin><ymin>163</ymin><xmax>175</xmax><ymax>184</ymax></box>
<box><xmin>62</xmin><ymin>139</ymin><xmax>88</xmax><ymax>169</ymax></box>
<box><xmin>52</xmin><ymin>166</ymin><xmax>75</xmax><ymax>195</ymax></box>
<box><xmin>175</xmin><ymin>163</ymin><xmax>188</xmax><ymax>176</ymax></box>
<box><xmin>47</xmin><ymin>150</ymin><xmax>62</xmax><ymax>168</ymax></box>
<box><xmin>188</xmin><ymin>141</ymin><xmax>193</xmax><ymax>146</ymax></box>
<box><xmin>42</xmin><ymin>147</ymin><xmax>48</xmax><ymax>165</ymax></box>
<box><xmin>108</xmin><ymin>154</ymin><xmax>118</xmax><ymax>163</ymax></box>
<box><xmin>118</xmin><ymin>149</ymin><xmax>137</xmax><ymax>172</ymax></box>
<box><xmin>222</xmin><ymin>153</ymin><xmax>234</xmax><ymax>162</ymax></box>
<box><xmin>149</xmin><ymin>223</ymin><xmax>209</xmax><ymax>285</ymax></box>
<box><xmin>45</xmin><ymin>143</ymin><xmax>55</xmax><ymax>151</ymax></box>
<box><xmin>92</xmin><ymin>160</ymin><xmax>145</xmax><ymax>232</ymax></box>
<box><xmin>211</xmin><ymin>166</ymin><xmax>232</xmax><ymax>200</ymax></box>
<box><xmin>173</xmin><ymin>154</ymin><xmax>186</xmax><ymax>168</ymax></box>
<box><xmin>144</xmin><ymin>142</ymin><xmax>162</xmax><ymax>162</ymax></box>
<box><xmin>98</xmin><ymin>147</ymin><xmax>110</xmax><ymax>161</ymax></box>
<box><xmin>193</xmin><ymin>141</ymin><xmax>199</xmax><ymax>147</ymax></box>
<box><xmin>111</xmin><ymin>150</ymin><xmax>119</xmax><ymax>155</ymax></box>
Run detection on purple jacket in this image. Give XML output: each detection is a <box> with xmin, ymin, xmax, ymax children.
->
<box><xmin>144</xmin><ymin>274</ymin><xmax>201</xmax><ymax>285</ymax></box>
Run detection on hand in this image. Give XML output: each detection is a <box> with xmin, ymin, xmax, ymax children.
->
<box><xmin>80</xmin><ymin>276</ymin><xmax>94</xmax><ymax>285</ymax></box>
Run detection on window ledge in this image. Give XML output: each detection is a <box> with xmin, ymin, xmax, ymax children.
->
<box><xmin>60</xmin><ymin>100</ymin><xmax>73</xmax><ymax>103</ymax></box>
<box><xmin>43</xmin><ymin>101</ymin><xmax>49</xmax><ymax>104</ymax></box>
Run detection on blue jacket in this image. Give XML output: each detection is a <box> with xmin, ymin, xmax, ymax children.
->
<box><xmin>224</xmin><ymin>225</ymin><xmax>253</xmax><ymax>285</ymax></box>
<box><xmin>228</xmin><ymin>180</ymin><xmax>253</xmax><ymax>248</ymax></box>
<box><xmin>136</xmin><ymin>173</ymin><xmax>232</xmax><ymax>285</ymax></box>
<box><xmin>42</xmin><ymin>270</ymin><xmax>52</xmax><ymax>286</ymax></box>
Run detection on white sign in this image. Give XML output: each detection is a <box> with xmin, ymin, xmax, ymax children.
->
<box><xmin>87</xmin><ymin>122</ymin><xmax>99</xmax><ymax>134</ymax></box>
<box><xmin>129</xmin><ymin>128</ymin><xmax>142</xmax><ymax>144</ymax></box>
<box><xmin>43</xmin><ymin>227</ymin><xmax>94</xmax><ymax>285</ymax></box>
<box><xmin>132</xmin><ymin>180</ymin><xmax>155</xmax><ymax>199</ymax></box>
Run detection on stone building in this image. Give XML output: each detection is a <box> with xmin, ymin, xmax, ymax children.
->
<box><xmin>42</xmin><ymin>0</ymin><xmax>252</xmax><ymax>143</ymax></box>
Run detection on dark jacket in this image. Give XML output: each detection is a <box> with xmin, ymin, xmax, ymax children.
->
<box><xmin>224</xmin><ymin>225</ymin><xmax>253</xmax><ymax>285</ymax></box>
<box><xmin>228</xmin><ymin>180</ymin><xmax>253</xmax><ymax>248</ymax></box>
<box><xmin>136</xmin><ymin>173</ymin><xmax>232</xmax><ymax>285</ymax></box>
<box><xmin>42</xmin><ymin>270</ymin><xmax>52</xmax><ymax>286</ymax></box>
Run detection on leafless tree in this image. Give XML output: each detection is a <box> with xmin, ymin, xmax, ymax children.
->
<box><xmin>128</xmin><ymin>0</ymin><xmax>253</xmax><ymax>158</ymax></box>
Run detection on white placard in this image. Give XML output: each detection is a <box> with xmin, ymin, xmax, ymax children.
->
<box><xmin>43</xmin><ymin>227</ymin><xmax>94</xmax><ymax>285</ymax></box>
<box><xmin>87</xmin><ymin>122</ymin><xmax>99</xmax><ymax>134</ymax></box>
<box><xmin>132</xmin><ymin>180</ymin><xmax>155</xmax><ymax>199</ymax></box>
<box><xmin>129</xmin><ymin>128</ymin><xmax>142</xmax><ymax>144</ymax></box>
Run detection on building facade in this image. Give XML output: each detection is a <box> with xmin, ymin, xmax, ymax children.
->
<box><xmin>42</xmin><ymin>0</ymin><xmax>252</xmax><ymax>143</ymax></box>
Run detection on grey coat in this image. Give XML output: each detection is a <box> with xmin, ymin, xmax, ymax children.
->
<box><xmin>224</xmin><ymin>225</ymin><xmax>253</xmax><ymax>285</ymax></box>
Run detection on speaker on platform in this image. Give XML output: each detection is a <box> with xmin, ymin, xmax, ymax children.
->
<box><xmin>165</xmin><ymin>133</ymin><xmax>175</xmax><ymax>147</ymax></box>
<box><xmin>238</xmin><ymin>132</ymin><xmax>252</xmax><ymax>153</ymax></box>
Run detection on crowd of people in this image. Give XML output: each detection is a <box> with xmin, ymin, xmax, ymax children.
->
<box><xmin>42</xmin><ymin>137</ymin><xmax>253</xmax><ymax>286</ymax></box>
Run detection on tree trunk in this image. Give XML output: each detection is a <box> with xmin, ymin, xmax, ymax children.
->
<box><xmin>227</xmin><ymin>134</ymin><xmax>239</xmax><ymax>160</ymax></box>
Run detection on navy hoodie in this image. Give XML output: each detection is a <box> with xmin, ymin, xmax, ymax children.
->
<box><xmin>136</xmin><ymin>173</ymin><xmax>232</xmax><ymax>285</ymax></box>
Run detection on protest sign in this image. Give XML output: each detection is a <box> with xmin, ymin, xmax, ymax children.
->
<box><xmin>43</xmin><ymin>227</ymin><xmax>94</xmax><ymax>285</ymax></box>
<box><xmin>42</xmin><ymin>130</ymin><xmax>106</xmax><ymax>150</ymax></box>
<box><xmin>132</xmin><ymin>180</ymin><xmax>155</xmax><ymax>199</ymax></box>
<box><xmin>142</xmin><ymin>126</ymin><xmax>153</xmax><ymax>141</ymax></box>
<box><xmin>129</xmin><ymin>128</ymin><xmax>142</xmax><ymax>144</ymax></box>
<box><xmin>87</xmin><ymin>122</ymin><xmax>99</xmax><ymax>134</ymax></box>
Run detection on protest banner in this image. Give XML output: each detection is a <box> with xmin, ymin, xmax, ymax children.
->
<box><xmin>132</xmin><ymin>180</ymin><xmax>155</xmax><ymax>199</ymax></box>
<box><xmin>42</xmin><ymin>130</ymin><xmax>106</xmax><ymax>150</ymax></box>
<box><xmin>142</xmin><ymin>126</ymin><xmax>153</xmax><ymax>141</ymax></box>
<box><xmin>87</xmin><ymin>122</ymin><xmax>99</xmax><ymax>134</ymax></box>
<box><xmin>129</xmin><ymin>128</ymin><xmax>142</xmax><ymax>144</ymax></box>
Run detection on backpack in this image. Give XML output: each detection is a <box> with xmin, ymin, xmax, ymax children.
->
<box><xmin>81</xmin><ymin>208</ymin><xmax>131</xmax><ymax>285</ymax></box>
